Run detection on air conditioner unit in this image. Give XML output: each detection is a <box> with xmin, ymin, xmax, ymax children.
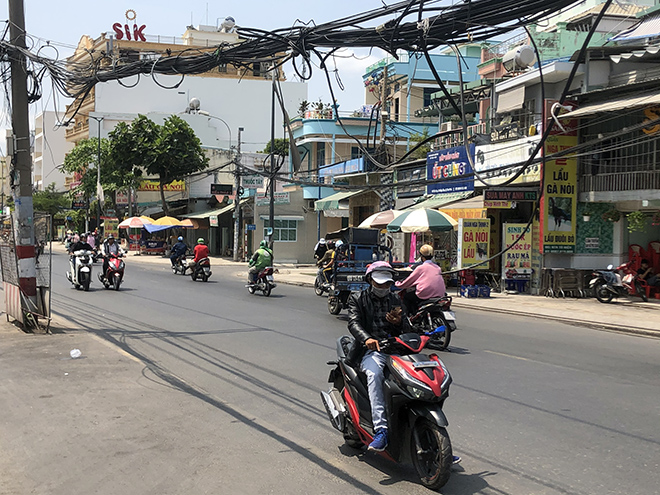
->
<box><xmin>440</xmin><ymin>121</ymin><xmax>458</xmax><ymax>133</ymax></box>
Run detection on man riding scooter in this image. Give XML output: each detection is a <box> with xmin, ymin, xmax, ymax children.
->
<box><xmin>170</xmin><ymin>236</ymin><xmax>188</xmax><ymax>268</ymax></box>
<box><xmin>395</xmin><ymin>244</ymin><xmax>446</xmax><ymax>315</ymax></box>
<box><xmin>101</xmin><ymin>234</ymin><xmax>120</xmax><ymax>276</ymax></box>
<box><xmin>248</xmin><ymin>240</ymin><xmax>273</xmax><ymax>284</ymax></box>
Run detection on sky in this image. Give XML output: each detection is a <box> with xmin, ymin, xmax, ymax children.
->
<box><xmin>0</xmin><ymin>0</ymin><xmax>393</xmax><ymax>129</ymax></box>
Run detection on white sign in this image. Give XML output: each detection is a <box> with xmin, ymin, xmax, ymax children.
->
<box><xmin>475</xmin><ymin>135</ymin><xmax>541</xmax><ymax>185</ymax></box>
<box><xmin>256</xmin><ymin>192</ymin><xmax>290</xmax><ymax>206</ymax></box>
<box><xmin>242</xmin><ymin>175</ymin><xmax>264</xmax><ymax>188</ymax></box>
<box><xmin>116</xmin><ymin>190</ymin><xmax>129</xmax><ymax>205</ymax></box>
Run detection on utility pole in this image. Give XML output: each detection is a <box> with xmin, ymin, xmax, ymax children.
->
<box><xmin>268</xmin><ymin>66</ymin><xmax>276</xmax><ymax>249</ymax></box>
<box><xmin>9</xmin><ymin>0</ymin><xmax>37</xmax><ymax>307</ymax></box>
<box><xmin>379</xmin><ymin>66</ymin><xmax>388</xmax><ymax>146</ymax></box>
<box><xmin>233</xmin><ymin>127</ymin><xmax>244</xmax><ymax>261</ymax></box>
<box><xmin>89</xmin><ymin>116</ymin><xmax>104</xmax><ymax>232</ymax></box>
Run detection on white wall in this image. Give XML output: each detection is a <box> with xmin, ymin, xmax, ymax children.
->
<box><xmin>94</xmin><ymin>75</ymin><xmax>308</xmax><ymax>152</ymax></box>
<box><xmin>33</xmin><ymin>111</ymin><xmax>74</xmax><ymax>191</ymax></box>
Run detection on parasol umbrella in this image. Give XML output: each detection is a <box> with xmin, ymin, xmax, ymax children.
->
<box><xmin>386</xmin><ymin>208</ymin><xmax>457</xmax><ymax>233</ymax></box>
<box><xmin>118</xmin><ymin>216</ymin><xmax>152</xmax><ymax>229</ymax></box>
<box><xmin>139</xmin><ymin>215</ymin><xmax>154</xmax><ymax>223</ymax></box>
<box><xmin>358</xmin><ymin>209</ymin><xmax>403</xmax><ymax>229</ymax></box>
<box><xmin>152</xmin><ymin>216</ymin><xmax>183</xmax><ymax>226</ymax></box>
<box><xmin>179</xmin><ymin>219</ymin><xmax>195</xmax><ymax>228</ymax></box>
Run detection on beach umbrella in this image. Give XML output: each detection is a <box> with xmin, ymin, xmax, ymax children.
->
<box><xmin>358</xmin><ymin>209</ymin><xmax>403</xmax><ymax>229</ymax></box>
<box><xmin>386</xmin><ymin>208</ymin><xmax>457</xmax><ymax>233</ymax></box>
<box><xmin>152</xmin><ymin>216</ymin><xmax>183</xmax><ymax>226</ymax></box>
<box><xmin>118</xmin><ymin>216</ymin><xmax>152</xmax><ymax>229</ymax></box>
<box><xmin>139</xmin><ymin>215</ymin><xmax>154</xmax><ymax>223</ymax></box>
<box><xmin>180</xmin><ymin>219</ymin><xmax>195</xmax><ymax>228</ymax></box>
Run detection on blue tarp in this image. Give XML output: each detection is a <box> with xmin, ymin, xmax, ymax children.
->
<box><xmin>143</xmin><ymin>224</ymin><xmax>177</xmax><ymax>233</ymax></box>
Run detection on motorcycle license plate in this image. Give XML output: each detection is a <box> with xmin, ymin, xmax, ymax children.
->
<box><xmin>413</xmin><ymin>361</ymin><xmax>440</xmax><ymax>369</ymax></box>
<box><xmin>443</xmin><ymin>311</ymin><xmax>456</xmax><ymax>321</ymax></box>
<box><xmin>267</xmin><ymin>275</ymin><xmax>274</xmax><ymax>282</ymax></box>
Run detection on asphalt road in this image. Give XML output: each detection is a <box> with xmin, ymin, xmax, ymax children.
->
<box><xmin>49</xmin><ymin>250</ymin><xmax>660</xmax><ymax>495</ymax></box>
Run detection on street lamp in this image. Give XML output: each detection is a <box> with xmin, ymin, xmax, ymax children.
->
<box><xmin>88</xmin><ymin>115</ymin><xmax>104</xmax><ymax>233</ymax></box>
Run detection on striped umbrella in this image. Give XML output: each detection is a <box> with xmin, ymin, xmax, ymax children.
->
<box><xmin>118</xmin><ymin>216</ymin><xmax>152</xmax><ymax>229</ymax></box>
<box><xmin>152</xmin><ymin>216</ymin><xmax>183</xmax><ymax>226</ymax></box>
<box><xmin>358</xmin><ymin>209</ymin><xmax>404</xmax><ymax>229</ymax></box>
<box><xmin>386</xmin><ymin>208</ymin><xmax>457</xmax><ymax>233</ymax></box>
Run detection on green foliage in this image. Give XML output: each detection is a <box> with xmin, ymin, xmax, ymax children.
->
<box><xmin>626</xmin><ymin>210</ymin><xmax>646</xmax><ymax>233</ymax></box>
<box><xmin>261</xmin><ymin>138</ymin><xmax>289</xmax><ymax>156</ymax></box>
<box><xmin>298</xmin><ymin>100</ymin><xmax>310</xmax><ymax>117</ymax></box>
<box><xmin>601</xmin><ymin>208</ymin><xmax>621</xmax><ymax>222</ymax></box>
<box><xmin>32</xmin><ymin>183</ymin><xmax>69</xmax><ymax>217</ymax></box>
<box><xmin>408</xmin><ymin>127</ymin><xmax>432</xmax><ymax>160</ymax></box>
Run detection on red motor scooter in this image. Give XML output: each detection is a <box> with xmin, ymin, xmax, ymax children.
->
<box><xmin>98</xmin><ymin>253</ymin><xmax>125</xmax><ymax>290</ymax></box>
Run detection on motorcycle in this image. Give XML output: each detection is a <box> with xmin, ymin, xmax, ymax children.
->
<box><xmin>590</xmin><ymin>261</ymin><xmax>647</xmax><ymax>303</ymax></box>
<box><xmin>247</xmin><ymin>267</ymin><xmax>276</xmax><ymax>296</ymax></box>
<box><xmin>98</xmin><ymin>253</ymin><xmax>125</xmax><ymax>290</ymax></box>
<box><xmin>65</xmin><ymin>249</ymin><xmax>94</xmax><ymax>291</ymax></box>
<box><xmin>314</xmin><ymin>267</ymin><xmax>332</xmax><ymax>296</ymax></box>
<box><xmin>190</xmin><ymin>257</ymin><xmax>212</xmax><ymax>282</ymax></box>
<box><xmin>405</xmin><ymin>294</ymin><xmax>457</xmax><ymax>351</ymax></box>
<box><xmin>172</xmin><ymin>254</ymin><xmax>190</xmax><ymax>275</ymax></box>
<box><xmin>321</xmin><ymin>331</ymin><xmax>454</xmax><ymax>491</ymax></box>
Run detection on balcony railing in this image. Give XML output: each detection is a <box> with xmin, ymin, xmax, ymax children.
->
<box><xmin>65</xmin><ymin>121</ymin><xmax>89</xmax><ymax>139</ymax></box>
<box><xmin>579</xmin><ymin>171</ymin><xmax>660</xmax><ymax>193</ymax></box>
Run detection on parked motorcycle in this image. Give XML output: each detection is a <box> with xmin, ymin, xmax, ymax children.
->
<box><xmin>314</xmin><ymin>267</ymin><xmax>332</xmax><ymax>296</ymax></box>
<box><xmin>190</xmin><ymin>257</ymin><xmax>212</xmax><ymax>282</ymax></box>
<box><xmin>98</xmin><ymin>253</ymin><xmax>125</xmax><ymax>290</ymax></box>
<box><xmin>247</xmin><ymin>267</ymin><xmax>276</xmax><ymax>296</ymax></box>
<box><xmin>66</xmin><ymin>249</ymin><xmax>94</xmax><ymax>291</ymax></box>
<box><xmin>321</xmin><ymin>331</ymin><xmax>454</xmax><ymax>491</ymax></box>
<box><xmin>590</xmin><ymin>261</ymin><xmax>647</xmax><ymax>303</ymax></box>
<box><xmin>405</xmin><ymin>294</ymin><xmax>457</xmax><ymax>351</ymax></box>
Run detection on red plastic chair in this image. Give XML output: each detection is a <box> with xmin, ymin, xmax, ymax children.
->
<box><xmin>648</xmin><ymin>241</ymin><xmax>660</xmax><ymax>270</ymax></box>
<box><xmin>628</xmin><ymin>244</ymin><xmax>646</xmax><ymax>271</ymax></box>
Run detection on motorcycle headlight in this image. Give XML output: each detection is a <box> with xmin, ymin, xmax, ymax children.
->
<box><xmin>390</xmin><ymin>359</ymin><xmax>435</xmax><ymax>400</ymax></box>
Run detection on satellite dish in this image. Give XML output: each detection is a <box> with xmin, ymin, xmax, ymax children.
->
<box><xmin>188</xmin><ymin>97</ymin><xmax>201</xmax><ymax>112</ymax></box>
<box><xmin>220</xmin><ymin>16</ymin><xmax>236</xmax><ymax>33</ymax></box>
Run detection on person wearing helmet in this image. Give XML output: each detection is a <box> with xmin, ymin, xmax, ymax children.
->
<box><xmin>192</xmin><ymin>238</ymin><xmax>210</xmax><ymax>265</ymax></box>
<box><xmin>170</xmin><ymin>235</ymin><xmax>188</xmax><ymax>267</ymax></box>
<box><xmin>334</xmin><ymin>239</ymin><xmax>348</xmax><ymax>261</ymax></box>
<box><xmin>316</xmin><ymin>240</ymin><xmax>336</xmax><ymax>283</ymax></box>
<box><xmin>314</xmin><ymin>237</ymin><xmax>327</xmax><ymax>261</ymax></box>
<box><xmin>101</xmin><ymin>234</ymin><xmax>120</xmax><ymax>275</ymax></box>
<box><xmin>395</xmin><ymin>244</ymin><xmax>446</xmax><ymax>315</ymax></box>
<box><xmin>348</xmin><ymin>260</ymin><xmax>408</xmax><ymax>453</ymax></box>
<box><xmin>248</xmin><ymin>240</ymin><xmax>274</xmax><ymax>283</ymax></box>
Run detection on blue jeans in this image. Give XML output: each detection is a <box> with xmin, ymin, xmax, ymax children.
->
<box><xmin>361</xmin><ymin>350</ymin><xmax>388</xmax><ymax>431</ymax></box>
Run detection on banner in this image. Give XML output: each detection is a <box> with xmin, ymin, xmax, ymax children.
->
<box><xmin>542</xmin><ymin>134</ymin><xmax>578</xmax><ymax>253</ymax></box>
<box><xmin>502</xmin><ymin>223</ymin><xmax>532</xmax><ymax>273</ymax></box>
<box><xmin>102</xmin><ymin>217</ymin><xmax>119</xmax><ymax>239</ymax></box>
<box><xmin>457</xmin><ymin>218</ymin><xmax>490</xmax><ymax>269</ymax></box>
<box><xmin>426</xmin><ymin>144</ymin><xmax>474</xmax><ymax>195</ymax></box>
<box><xmin>137</xmin><ymin>180</ymin><xmax>185</xmax><ymax>192</ymax></box>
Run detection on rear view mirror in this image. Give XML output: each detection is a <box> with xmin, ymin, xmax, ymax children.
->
<box><xmin>607</xmin><ymin>264</ymin><xmax>614</xmax><ymax>270</ymax></box>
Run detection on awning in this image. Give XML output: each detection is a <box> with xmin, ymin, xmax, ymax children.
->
<box><xmin>560</xmin><ymin>91</ymin><xmax>660</xmax><ymax>118</ymax></box>
<box><xmin>407</xmin><ymin>191</ymin><xmax>472</xmax><ymax>210</ymax></box>
<box><xmin>258</xmin><ymin>215</ymin><xmax>304</xmax><ymax>221</ymax></box>
<box><xmin>181</xmin><ymin>198</ymin><xmax>249</xmax><ymax>219</ymax></box>
<box><xmin>610</xmin><ymin>13</ymin><xmax>660</xmax><ymax>42</ymax></box>
<box><xmin>314</xmin><ymin>190</ymin><xmax>364</xmax><ymax>211</ymax></box>
<box><xmin>497</xmin><ymin>88</ymin><xmax>525</xmax><ymax>114</ymax></box>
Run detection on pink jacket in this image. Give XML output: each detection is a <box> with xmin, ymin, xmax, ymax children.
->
<box><xmin>395</xmin><ymin>260</ymin><xmax>446</xmax><ymax>300</ymax></box>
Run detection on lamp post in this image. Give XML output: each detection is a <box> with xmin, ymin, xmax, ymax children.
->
<box><xmin>88</xmin><ymin>115</ymin><xmax>104</xmax><ymax>232</ymax></box>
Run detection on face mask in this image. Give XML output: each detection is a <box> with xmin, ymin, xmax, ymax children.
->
<box><xmin>372</xmin><ymin>287</ymin><xmax>390</xmax><ymax>298</ymax></box>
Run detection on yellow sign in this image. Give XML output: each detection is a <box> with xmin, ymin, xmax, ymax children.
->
<box><xmin>642</xmin><ymin>106</ymin><xmax>660</xmax><ymax>135</ymax></box>
<box><xmin>102</xmin><ymin>217</ymin><xmax>119</xmax><ymax>239</ymax></box>
<box><xmin>458</xmin><ymin>218</ymin><xmax>490</xmax><ymax>269</ymax></box>
<box><xmin>542</xmin><ymin>134</ymin><xmax>578</xmax><ymax>253</ymax></box>
<box><xmin>503</xmin><ymin>223</ymin><xmax>532</xmax><ymax>271</ymax></box>
<box><xmin>442</xmin><ymin>208</ymin><xmax>487</xmax><ymax>220</ymax></box>
<box><xmin>137</xmin><ymin>180</ymin><xmax>185</xmax><ymax>192</ymax></box>
<box><xmin>483</xmin><ymin>200</ymin><xmax>514</xmax><ymax>209</ymax></box>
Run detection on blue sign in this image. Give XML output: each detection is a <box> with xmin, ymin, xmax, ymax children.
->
<box><xmin>426</xmin><ymin>144</ymin><xmax>475</xmax><ymax>195</ymax></box>
<box><xmin>246</xmin><ymin>224</ymin><xmax>256</xmax><ymax>231</ymax></box>
<box><xmin>319</xmin><ymin>157</ymin><xmax>364</xmax><ymax>180</ymax></box>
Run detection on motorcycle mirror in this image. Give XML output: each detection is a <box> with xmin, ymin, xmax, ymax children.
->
<box><xmin>607</xmin><ymin>264</ymin><xmax>614</xmax><ymax>270</ymax></box>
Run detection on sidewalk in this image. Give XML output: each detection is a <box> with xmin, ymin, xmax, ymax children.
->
<box><xmin>54</xmin><ymin>244</ymin><xmax>660</xmax><ymax>337</ymax></box>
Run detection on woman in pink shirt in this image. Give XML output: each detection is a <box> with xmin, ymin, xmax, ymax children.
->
<box><xmin>395</xmin><ymin>244</ymin><xmax>446</xmax><ymax>315</ymax></box>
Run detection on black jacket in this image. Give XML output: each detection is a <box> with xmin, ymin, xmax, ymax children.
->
<box><xmin>348</xmin><ymin>287</ymin><xmax>409</xmax><ymax>346</ymax></box>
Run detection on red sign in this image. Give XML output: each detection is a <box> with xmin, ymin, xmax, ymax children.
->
<box><xmin>112</xmin><ymin>10</ymin><xmax>146</xmax><ymax>41</ymax></box>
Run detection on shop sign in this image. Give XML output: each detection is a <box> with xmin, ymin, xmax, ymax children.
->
<box><xmin>210</xmin><ymin>184</ymin><xmax>233</xmax><ymax>195</ymax></box>
<box><xmin>442</xmin><ymin>208</ymin><xmax>487</xmax><ymax>220</ymax></box>
<box><xmin>246</xmin><ymin>224</ymin><xmax>256</xmax><ymax>231</ymax></box>
<box><xmin>256</xmin><ymin>192</ymin><xmax>290</xmax><ymax>206</ymax></box>
<box><xmin>457</xmin><ymin>218</ymin><xmax>490</xmax><ymax>270</ymax></box>
<box><xmin>137</xmin><ymin>180</ymin><xmax>185</xmax><ymax>192</ymax></box>
<box><xmin>242</xmin><ymin>175</ymin><xmax>264</xmax><ymax>188</ymax></box>
<box><xmin>319</xmin><ymin>157</ymin><xmax>364</xmax><ymax>179</ymax></box>
<box><xmin>112</xmin><ymin>9</ymin><xmax>146</xmax><ymax>42</ymax></box>
<box><xmin>102</xmin><ymin>217</ymin><xmax>119</xmax><ymax>238</ymax></box>
<box><xmin>484</xmin><ymin>189</ymin><xmax>538</xmax><ymax>202</ymax></box>
<box><xmin>483</xmin><ymin>200</ymin><xmax>514</xmax><ymax>209</ymax></box>
<box><xmin>426</xmin><ymin>144</ymin><xmax>474</xmax><ymax>195</ymax></box>
<box><xmin>585</xmin><ymin>237</ymin><xmax>599</xmax><ymax>250</ymax></box>
<box><xmin>475</xmin><ymin>135</ymin><xmax>541</xmax><ymax>185</ymax></box>
<box><xmin>209</xmin><ymin>215</ymin><xmax>219</xmax><ymax>227</ymax></box>
<box><xmin>71</xmin><ymin>199</ymin><xmax>86</xmax><ymax>210</ymax></box>
<box><xmin>502</xmin><ymin>224</ymin><xmax>532</xmax><ymax>275</ymax></box>
<box><xmin>541</xmin><ymin>133</ymin><xmax>578</xmax><ymax>253</ymax></box>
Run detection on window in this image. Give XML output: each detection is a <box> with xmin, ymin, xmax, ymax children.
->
<box><xmin>423</xmin><ymin>88</ymin><xmax>436</xmax><ymax>108</ymax></box>
<box><xmin>351</xmin><ymin>146</ymin><xmax>363</xmax><ymax>159</ymax></box>
<box><xmin>264</xmin><ymin>219</ymin><xmax>297</xmax><ymax>242</ymax></box>
<box><xmin>316</xmin><ymin>144</ymin><xmax>326</xmax><ymax>167</ymax></box>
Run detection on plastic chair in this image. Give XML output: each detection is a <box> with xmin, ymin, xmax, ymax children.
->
<box><xmin>628</xmin><ymin>244</ymin><xmax>646</xmax><ymax>271</ymax></box>
<box><xmin>648</xmin><ymin>241</ymin><xmax>660</xmax><ymax>270</ymax></box>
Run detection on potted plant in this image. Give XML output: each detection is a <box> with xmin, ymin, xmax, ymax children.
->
<box><xmin>652</xmin><ymin>210</ymin><xmax>660</xmax><ymax>226</ymax></box>
<box><xmin>581</xmin><ymin>203</ymin><xmax>595</xmax><ymax>222</ymax></box>
<box><xmin>626</xmin><ymin>210</ymin><xmax>646</xmax><ymax>233</ymax></box>
<box><xmin>601</xmin><ymin>208</ymin><xmax>621</xmax><ymax>223</ymax></box>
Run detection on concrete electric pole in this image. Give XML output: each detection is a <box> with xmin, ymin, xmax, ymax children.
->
<box><xmin>8</xmin><ymin>0</ymin><xmax>37</xmax><ymax>309</ymax></box>
<box><xmin>233</xmin><ymin>127</ymin><xmax>244</xmax><ymax>262</ymax></box>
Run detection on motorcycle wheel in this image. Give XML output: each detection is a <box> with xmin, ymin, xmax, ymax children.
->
<box><xmin>410</xmin><ymin>419</ymin><xmax>452</xmax><ymax>491</ymax></box>
<box><xmin>202</xmin><ymin>274</ymin><xmax>209</xmax><ymax>282</ymax></box>
<box><xmin>596</xmin><ymin>284</ymin><xmax>614</xmax><ymax>303</ymax></box>
<box><xmin>426</xmin><ymin>315</ymin><xmax>451</xmax><ymax>351</ymax></box>
<box><xmin>82</xmin><ymin>276</ymin><xmax>90</xmax><ymax>292</ymax></box>
<box><xmin>314</xmin><ymin>277</ymin><xmax>325</xmax><ymax>296</ymax></box>
<box><xmin>191</xmin><ymin>271</ymin><xmax>197</xmax><ymax>281</ymax></box>
<box><xmin>328</xmin><ymin>297</ymin><xmax>342</xmax><ymax>315</ymax></box>
<box><xmin>114</xmin><ymin>276</ymin><xmax>122</xmax><ymax>291</ymax></box>
<box><xmin>262</xmin><ymin>281</ymin><xmax>272</xmax><ymax>297</ymax></box>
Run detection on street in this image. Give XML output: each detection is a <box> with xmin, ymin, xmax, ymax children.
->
<box><xmin>13</xmin><ymin>249</ymin><xmax>660</xmax><ymax>494</ymax></box>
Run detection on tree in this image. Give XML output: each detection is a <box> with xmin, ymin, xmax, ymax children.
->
<box><xmin>32</xmin><ymin>183</ymin><xmax>69</xmax><ymax>217</ymax></box>
<box><xmin>408</xmin><ymin>127</ymin><xmax>432</xmax><ymax>161</ymax></box>
<box><xmin>108</xmin><ymin>115</ymin><xmax>208</xmax><ymax>215</ymax></box>
<box><xmin>261</xmin><ymin>138</ymin><xmax>289</xmax><ymax>156</ymax></box>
